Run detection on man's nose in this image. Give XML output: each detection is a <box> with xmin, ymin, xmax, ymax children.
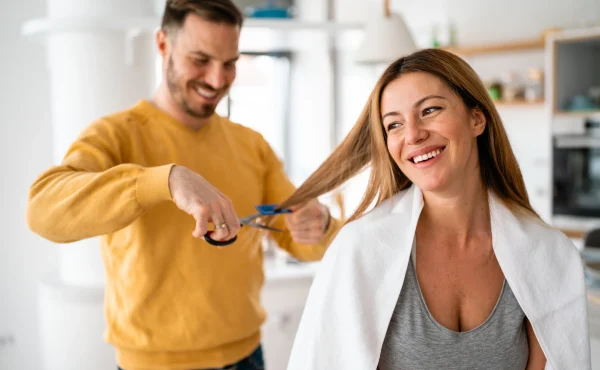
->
<box><xmin>204</xmin><ymin>64</ymin><xmax>226</xmax><ymax>90</ymax></box>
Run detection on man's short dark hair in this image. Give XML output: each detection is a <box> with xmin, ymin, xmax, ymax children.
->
<box><xmin>161</xmin><ymin>0</ymin><xmax>244</xmax><ymax>34</ymax></box>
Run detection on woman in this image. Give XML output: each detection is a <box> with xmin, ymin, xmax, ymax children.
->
<box><xmin>280</xmin><ymin>49</ymin><xmax>590</xmax><ymax>370</ymax></box>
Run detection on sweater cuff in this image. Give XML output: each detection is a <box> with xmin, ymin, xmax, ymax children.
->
<box><xmin>320</xmin><ymin>215</ymin><xmax>343</xmax><ymax>247</ymax></box>
<box><xmin>136</xmin><ymin>164</ymin><xmax>175</xmax><ymax>209</ymax></box>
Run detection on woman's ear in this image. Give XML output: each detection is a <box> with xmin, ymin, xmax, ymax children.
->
<box><xmin>471</xmin><ymin>107</ymin><xmax>487</xmax><ymax>137</ymax></box>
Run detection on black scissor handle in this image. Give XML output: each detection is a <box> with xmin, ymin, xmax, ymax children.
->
<box><xmin>204</xmin><ymin>231</ymin><xmax>238</xmax><ymax>246</ymax></box>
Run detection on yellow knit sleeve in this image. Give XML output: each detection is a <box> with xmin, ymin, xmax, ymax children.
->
<box><xmin>26</xmin><ymin>118</ymin><xmax>174</xmax><ymax>243</ymax></box>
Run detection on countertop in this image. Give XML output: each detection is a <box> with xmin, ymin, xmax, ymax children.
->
<box><xmin>552</xmin><ymin>215</ymin><xmax>600</xmax><ymax>240</ymax></box>
<box><xmin>264</xmin><ymin>259</ymin><xmax>319</xmax><ymax>282</ymax></box>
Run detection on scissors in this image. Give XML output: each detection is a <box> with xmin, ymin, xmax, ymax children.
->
<box><xmin>204</xmin><ymin>204</ymin><xmax>292</xmax><ymax>247</ymax></box>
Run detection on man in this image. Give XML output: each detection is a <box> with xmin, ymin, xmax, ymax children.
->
<box><xmin>25</xmin><ymin>1</ymin><xmax>342</xmax><ymax>369</ymax></box>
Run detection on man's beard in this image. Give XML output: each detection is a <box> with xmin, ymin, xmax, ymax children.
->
<box><xmin>166</xmin><ymin>56</ymin><xmax>223</xmax><ymax>119</ymax></box>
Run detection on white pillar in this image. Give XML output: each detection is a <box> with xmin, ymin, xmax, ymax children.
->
<box><xmin>22</xmin><ymin>0</ymin><xmax>158</xmax><ymax>368</ymax></box>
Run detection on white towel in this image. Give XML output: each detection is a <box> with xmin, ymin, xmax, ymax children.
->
<box><xmin>287</xmin><ymin>185</ymin><xmax>590</xmax><ymax>370</ymax></box>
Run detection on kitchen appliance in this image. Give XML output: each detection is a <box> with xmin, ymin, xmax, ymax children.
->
<box><xmin>553</xmin><ymin>118</ymin><xmax>600</xmax><ymax>217</ymax></box>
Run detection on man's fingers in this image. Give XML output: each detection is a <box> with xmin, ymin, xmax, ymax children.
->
<box><xmin>208</xmin><ymin>208</ymin><xmax>229</xmax><ymax>241</ymax></box>
<box><xmin>192</xmin><ymin>206</ymin><xmax>209</xmax><ymax>238</ymax></box>
<box><xmin>219</xmin><ymin>197</ymin><xmax>240</xmax><ymax>240</ymax></box>
<box><xmin>285</xmin><ymin>221</ymin><xmax>323</xmax><ymax>233</ymax></box>
<box><xmin>285</xmin><ymin>200</ymin><xmax>330</xmax><ymax>245</ymax></box>
<box><xmin>290</xmin><ymin>231</ymin><xmax>321</xmax><ymax>245</ymax></box>
<box><xmin>170</xmin><ymin>167</ymin><xmax>242</xmax><ymax>243</ymax></box>
<box><xmin>286</xmin><ymin>204</ymin><xmax>322</xmax><ymax>226</ymax></box>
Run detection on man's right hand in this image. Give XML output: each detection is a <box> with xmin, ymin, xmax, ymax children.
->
<box><xmin>168</xmin><ymin>165</ymin><xmax>240</xmax><ymax>241</ymax></box>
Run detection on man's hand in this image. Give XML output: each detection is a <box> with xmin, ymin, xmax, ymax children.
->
<box><xmin>284</xmin><ymin>199</ymin><xmax>331</xmax><ymax>245</ymax></box>
<box><xmin>168</xmin><ymin>165</ymin><xmax>240</xmax><ymax>241</ymax></box>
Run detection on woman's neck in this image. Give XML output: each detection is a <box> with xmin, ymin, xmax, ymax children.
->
<box><xmin>418</xmin><ymin>175</ymin><xmax>490</xmax><ymax>244</ymax></box>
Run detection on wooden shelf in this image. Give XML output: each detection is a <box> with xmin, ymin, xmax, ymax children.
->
<box><xmin>554</xmin><ymin>110</ymin><xmax>600</xmax><ymax>117</ymax></box>
<box><xmin>443</xmin><ymin>38</ymin><xmax>545</xmax><ymax>56</ymax></box>
<box><xmin>494</xmin><ymin>98</ymin><xmax>545</xmax><ymax>107</ymax></box>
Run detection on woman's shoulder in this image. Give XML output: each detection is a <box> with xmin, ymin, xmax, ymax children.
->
<box><xmin>329</xmin><ymin>189</ymin><xmax>413</xmax><ymax>254</ymax></box>
<box><xmin>341</xmin><ymin>189</ymin><xmax>411</xmax><ymax>231</ymax></box>
<box><xmin>513</xmin><ymin>213</ymin><xmax>582</xmax><ymax>264</ymax></box>
<box><xmin>518</xmin><ymin>214</ymin><xmax>575</xmax><ymax>244</ymax></box>
<box><xmin>490</xmin><ymin>193</ymin><xmax>579</xmax><ymax>255</ymax></box>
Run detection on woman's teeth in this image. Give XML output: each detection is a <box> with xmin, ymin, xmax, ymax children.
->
<box><xmin>413</xmin><ymin>149</ymin><xmax>442</xmax><ymax>163</ymax></box>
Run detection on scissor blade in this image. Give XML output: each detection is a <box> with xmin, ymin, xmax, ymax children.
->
<box><xmin>239</xmin><ymin>212</ymin><xmax>263</xmax><ymax>224</ymax></box>
<box><xmin>244</xmin><ymin>222</ymin><xmax>283</xmax><ymax>233</ymax></box>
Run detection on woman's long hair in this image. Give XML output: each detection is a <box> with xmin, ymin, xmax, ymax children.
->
<box><xmin>279</xmin><ymin>48</ymin><xmax>538</xmax><ymax>223</ymax></box>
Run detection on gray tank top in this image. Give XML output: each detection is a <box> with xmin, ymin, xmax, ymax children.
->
<box><xmin>379</xmin><ymin>259</ymin><xmax>529</xmax><ymax>370</ymax></box>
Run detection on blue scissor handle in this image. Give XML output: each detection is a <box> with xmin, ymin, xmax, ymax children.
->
<box><xmin>255</xmin><ymin>204</ymin><xmax>292</xmax><ymax>216</ymax></box>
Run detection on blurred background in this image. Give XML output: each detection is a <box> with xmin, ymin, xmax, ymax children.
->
<box><xmin>2</xmin><ymin>0</ymin><xmax>600</xmax><ymax>368</ymax></box>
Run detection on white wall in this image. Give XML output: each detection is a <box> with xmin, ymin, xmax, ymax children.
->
<box><xmin>337</xmin><ymin>0</ymin><xmax>600</xmax><ymax>45</ymax></box>
<box><xmin>0</xmin><ymin>0</ymin><xmax>57</xmax><ymax>369</ymax></box>
<box><xmin>286</xmin><ymin>0</ymin><xmax>335</xmax><ymax>185</ymax></box>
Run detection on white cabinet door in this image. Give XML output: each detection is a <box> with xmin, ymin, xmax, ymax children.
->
<box><xmin>261</xmin><ymin>307</ymin><xmax>305</xmax><ymax>370</ymax></box>
<box><xmin>589</xmin><ymin>298</ymin><xmax>600</xmax><ymax>369</ymax></box>
<box><xmin>260</xmin><ymin>276</ymin><xmax>313</xmax><ymax>370</ymax></box>
<box><xmin>592</xmin><ymin>337</ymin><xmax>600</xmax><ymax>370</ymax></box>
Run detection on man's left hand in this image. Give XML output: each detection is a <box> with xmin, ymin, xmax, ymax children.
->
<box><xmin>284</xmin><ymin>199</ymin><xmax>330</xmax><ymax>245</ymax></box>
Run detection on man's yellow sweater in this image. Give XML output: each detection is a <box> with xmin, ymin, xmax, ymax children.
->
<box><xmin>26</xmin><ymin>100</ymin><xmax>341</xmax><ymax>370</ymax></box>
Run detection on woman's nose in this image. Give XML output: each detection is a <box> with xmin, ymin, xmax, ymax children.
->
<box><xmin>404</xmin><ymin>120</ymin><xmax>428</xmax><ymax>145</ymax></box>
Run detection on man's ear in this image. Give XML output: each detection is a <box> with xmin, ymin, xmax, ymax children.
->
<box><xmin>155</xmin><ymin>29</ymin><xmax>170</xmax><ymax>59</ymax></box>
<box><xmin>471</xmin><ymin>107</ymin><xmax>487</xmax><ymax>137</ymax></box>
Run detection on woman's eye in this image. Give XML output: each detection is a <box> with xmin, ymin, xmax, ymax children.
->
<box><xmin>387</xmin><ymin>122</ymin><xmax>402</xmax><ymax>131</ymax></box>
<box><xmin>194</xmin><ymin>59</ymin><xmax>209</xmax><ymax>66</ymax></box>
<box><xmin>422</xmin><ymin>106</ymin><xmax>441</xmax><ymax>116</ymax></box>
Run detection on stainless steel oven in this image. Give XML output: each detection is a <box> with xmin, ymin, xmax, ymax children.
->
<box><xmin>553</xmin><ymin>120</ymin><xmax>600</xmax><ymax>217</ymax></box>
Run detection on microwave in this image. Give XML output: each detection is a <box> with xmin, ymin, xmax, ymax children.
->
<box><xmin>553</xmin><ymin>122</ymin><xmax>600</xmax><ymax>218</ymax></box>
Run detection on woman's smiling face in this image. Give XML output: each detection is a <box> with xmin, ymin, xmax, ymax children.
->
<box><xmin>381</xmin><ymin>71</ymin><xmax>487</xmax><ymax>194</ymax></box>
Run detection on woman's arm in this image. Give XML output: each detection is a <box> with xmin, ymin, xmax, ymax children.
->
<box><xmin>526</xmin><ymin>319</ymin><xmax>547</xmax><ymax>369</ymax></box>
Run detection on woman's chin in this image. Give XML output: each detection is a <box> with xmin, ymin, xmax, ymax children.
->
<box><xmin>410</xmin><ymin>177</ymin><xmax>447</xmax><ymax>193</ymax></box>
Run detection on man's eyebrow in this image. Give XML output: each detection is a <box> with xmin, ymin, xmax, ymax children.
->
<box><xmin>189</xmin><ymin>51</ymin><xmax>239</xmax><ymax>63</ymax></box>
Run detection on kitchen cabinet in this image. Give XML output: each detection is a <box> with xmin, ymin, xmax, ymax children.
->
<box><xmin>261</xmin><ymin>260</ymin><xmax>318</xmax><ymax>369</ymax></box>
<box><xmin>546</xmin><ymin>27</ymin><xmax>600</xmax><ymax>136</ymax></box>
<box><xmin>589</xmin><ymin>293</ymin><xmax>600</xmax><ymax>369</ymax></box>
<box><xmin>545</xmin><ymin>27</ymin><xmax>600</xmax><ymax>227</ymax></box>
<box><xmin>547</xmin><ymin>27</ymin><xmax>600</xmax><ymax>116</ymax></box>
